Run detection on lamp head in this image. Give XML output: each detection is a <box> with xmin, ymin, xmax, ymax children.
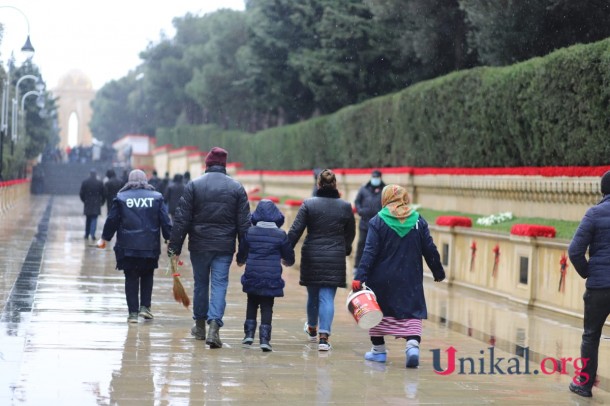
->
<box><xmin>21</xmin><ymin>35</ymin><xmax>35</xmax><ymax>59</ymax></box>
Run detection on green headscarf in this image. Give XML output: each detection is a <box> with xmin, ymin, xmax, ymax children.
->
<box><xmin>377</xmin><ymin>184</ymin><xmax>419</xmax><ymax>237</ymax></box>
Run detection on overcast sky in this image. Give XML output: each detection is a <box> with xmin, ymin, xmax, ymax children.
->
<box><xmin>1</xmin><ymin>1</ymin><xmax>245</xmax><ymax>90</ymax></box>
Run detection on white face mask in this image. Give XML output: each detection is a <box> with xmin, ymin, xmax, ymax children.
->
<box><xmin>371</xmin><ymin>177</ymin><xmax>381</xmax><ymax>187</ymax></box>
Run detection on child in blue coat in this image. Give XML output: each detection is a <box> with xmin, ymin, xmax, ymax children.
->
<box><xmin>236</xmin><ymin>199</ymin><xmax>295</xmax><ymax>351</ymax></box>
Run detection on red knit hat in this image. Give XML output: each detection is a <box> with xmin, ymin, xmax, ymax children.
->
<box><xmin>205</xmin><ymin>147</ymin><xmax>228</xmax><ymax>167</ymax></box>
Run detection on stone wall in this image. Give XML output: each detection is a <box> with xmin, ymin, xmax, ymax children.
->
<box><xmin>236</xmin><ymin>171</ymin><xmax>602</xmax><ymax>222</ymax></box>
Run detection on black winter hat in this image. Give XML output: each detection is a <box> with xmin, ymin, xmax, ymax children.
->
<box><xmin>601</xmin><ymin>170</ymin><xmax>610</xmax><ymax>195</ymax></box>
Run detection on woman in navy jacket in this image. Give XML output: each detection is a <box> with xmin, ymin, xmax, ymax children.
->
<box><xmin>99</xmin><ymin>169</ymin><xmax>172</xmax><ymax>323</ymax></box>
<box><xmin>353</xmin><ymin>184</ymin><xmax>445</xmax><ymax>368</ymax></box>
<box><xmin>236</xmin><ymin>200</ymin><xmax>295</xmax><ymax>351</ymax></box>
<box><xmin>568</xmin><ymin>170</ymin><xmax>610</xmax><ymax>398</ymax></box>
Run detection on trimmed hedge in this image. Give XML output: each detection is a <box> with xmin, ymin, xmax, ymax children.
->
<box><xmin>157</xmin><ymin>38</ymin><xmax>610</xmax><ymax>170</ymax></box>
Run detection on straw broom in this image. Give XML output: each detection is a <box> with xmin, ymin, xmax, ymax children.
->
<box><xmin>170</xmin><ymin>256</ymin><xmax>190</xmax><ymax>308</ymax></box>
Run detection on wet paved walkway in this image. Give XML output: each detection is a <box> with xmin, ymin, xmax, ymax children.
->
<box><xmin>1</xmin><ymin>195</ymin><xmax>610</xmax><ymax>405</ymax></box>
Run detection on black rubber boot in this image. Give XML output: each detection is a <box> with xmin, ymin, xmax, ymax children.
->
<box><xmin>206</xmin><ymin>320</ymin><xmax>222</xmax><ymax>348</ymax></box>
<box><xmin>259</xmin><ymin>324</ymin><xmax>272</xmax><ymax>352</ymax></box>
<box><xmin>190</xmin><ymin>319</ymin><xmax>206</xmax><ymax>341</ymax></box>
<box><xmin>242</xmin><ymin>319</ymin><xmax>257</xmax><ymax>345</ymax></box>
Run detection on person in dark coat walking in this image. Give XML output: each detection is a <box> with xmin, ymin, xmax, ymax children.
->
<box><xmin>164</xmin><ymin>174</ymin><xmax>185</xmax><ymax>220</ymax></box>
<box><xmin>288</xmin><ymin>169</ymin><xmax>356</xmax><ymax>351</ymax></box>
<box><xmin>79</xmin><ymin>168</ymin><xmax>105</xmax><ymax>241</ymax></box>
<box><xmin>158</xmin><ymin>172</ymin><xmax>170</xmax><ymax>196</ymax></box>
<box><xmin>236</xmin><ymin>200</ymin><xmax>295</xmax><ymax>351</ymax></box>
<box><xmin>567</xmin><ymin>170</ymin><xmax>610</xmax><ymax>398</ymax></box>
<box><xmin>104</xmin><ymin>169</ymin><xmax>124</xmax><ymax>213</ymax></box>
<box><xmin>354</xmin><ymin>170</ymin><xmax>386</xmax><ymax>272</ymax></box>
<box><xmin>353</xmin><ymin>184</ymin><xmax>445</xmax><ymax>368</ymax></box>
<box><xmin>98</xmin><ymin>169</ymin><xmax>172</xmax><ymax>323</ymax></box>
<box><xmin>168</xmin><ymin>147</ymin><xmax>251</xmax><ymax>349</ymax></box>
<box><xmin>148</xmin><ymin>170</ymin><xmax>161</xmax><ymax>191</ymax></box>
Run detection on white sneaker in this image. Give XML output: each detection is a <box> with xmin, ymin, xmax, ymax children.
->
<box><xmin>318</xmin><ymin>337</ymin><xmax>331</xmax><ymax>351</ymax></box>
<box><xmin>138</xmin><ymin>306</ymin><xmax>154</xmax><ymax>320</ymax></box>
<box><xmin>304</xmin><ymin>322</ymin><xmax>317</xmax><ymax>342</ymax></box>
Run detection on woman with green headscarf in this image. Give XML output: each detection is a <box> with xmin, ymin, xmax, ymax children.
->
<box><xmin>353</xmin><ymin>184</ymin><xmax>445</xmax><ymax>368</ymax></box>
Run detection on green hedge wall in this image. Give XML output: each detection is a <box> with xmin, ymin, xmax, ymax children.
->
<box><xmin>157</xmin><ymin>38</ymin><xmax>610</xmax><ymax>170</ymax></box>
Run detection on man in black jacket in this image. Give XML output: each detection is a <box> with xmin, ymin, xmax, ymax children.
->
<box><xmin>168</xmin><ymin>147</ymin><xmax>251</xmax><ymax>348</ymax></box>
<box><xmin>354</xmin><ymin>170</ymin><xmax>386</xmax><ymax>272</ymax></box>
<box><xmin>79</xmin><ymin>169</ymin><xmax>105</xmax><ymax>241</ymax></box>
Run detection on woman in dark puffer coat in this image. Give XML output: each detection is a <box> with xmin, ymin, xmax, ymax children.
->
<box><xmin>288</xmin><ymin>169</ymin><xmax>356</xmax><ymax>351</ymax></box>
<box><xmin>237</xmin><ymin>200</ymin><xmax>295</xmax><ymax>351</ymax></box>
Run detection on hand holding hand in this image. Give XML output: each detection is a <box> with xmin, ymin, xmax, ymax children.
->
<box><xmin>351</xmin><ymin>280</ymin><xmax>363</xmax><ymax>291</ymax></box>
<box><xmin>237</xmin><ymin>262</ymin><xmax>245</xmax><ymax>267</ymax></box>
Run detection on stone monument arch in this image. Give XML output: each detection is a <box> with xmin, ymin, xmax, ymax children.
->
<box><xmin>52</xmin><ymin>70</ymin><xmax>96</xmax><ymax>148</ymax></box>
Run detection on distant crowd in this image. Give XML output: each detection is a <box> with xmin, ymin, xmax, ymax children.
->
<box><xmin>41</xmin><ymin>145</ymin><xmax>116</xmax><ymax>164</ymax></box>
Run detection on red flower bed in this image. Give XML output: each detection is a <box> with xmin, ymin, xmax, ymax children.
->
<box><xmin>266</xmin><ymin>196</ymin><xmax>280</xmax><ymax>203</ymax></box>
<box><xmin>237</xmin><ymin>165</ymin><xmax>610</xmax><ymax>178</ymax></box>
<box><xmin>248</xmin><ymin>195</ymin><xmax>262</xmax><ymax>201</ymax></box>
<box><xmin>284</xmin><ymin>199</ymin><xmax>303</xmax><ymax>207</ymax></box>
<box><xmin>0</xmin><ymin>179</ymin><xmax>29</xmax><ymax>188</ymax></box>
<box><xmin>510</xmin><ymin>224</ymin><xmax>556</xmax><ymax>238</ymax></box>
<box><xmin>435</xmin><ymin>216</ymin><xmax>473</xmax><ymax>227</ymax></box>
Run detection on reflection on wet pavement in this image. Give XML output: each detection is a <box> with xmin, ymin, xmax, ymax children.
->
<box><xmin>0</xmin><ymin>195</ymin><xmax>608</xmax><ymax>405</ymax></box>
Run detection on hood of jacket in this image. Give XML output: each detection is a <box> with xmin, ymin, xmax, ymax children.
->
<box><xmin>252</xmin><ymin>199</ymin><xmax>285</xmax><ymax>227</ymax></box>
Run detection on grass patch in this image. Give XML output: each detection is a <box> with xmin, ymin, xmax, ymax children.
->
<box><xmin>417</xmin><ymin>208</ymin><xmax>580</xmax><ymax>240</ymax></box>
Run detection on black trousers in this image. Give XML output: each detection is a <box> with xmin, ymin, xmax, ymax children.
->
<box><xmin>246</xmin><ymin>294</ymin><xmax>275</xmax><ymax>325</ymax></box>
<box><xmin>124</xmin><ymin>269</ymin><xmax>154</xmax><ymax>314</ymax></box>
<box><xmin>354</xmin><ymin>227</ymin><xmax>369</xmax><ymax>268</ymax></box>
<box><xmin>579</xmin><ymin>287</ymin><xmax>610</xmax><ymax>388</ymax></box>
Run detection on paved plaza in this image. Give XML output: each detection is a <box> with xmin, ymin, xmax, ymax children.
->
<box><xmin>1</xmin><ymin>195</ymin><xmax>609</xmax><ymax>405</ymax></box>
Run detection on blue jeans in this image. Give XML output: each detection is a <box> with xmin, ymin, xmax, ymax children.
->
<box><xmin>85</xmin><ymin>215</ymin><xmax>98</xmax><ymax>238</ymax></box>
<box><xmin>190</xmin><ymin>252</ymin><xmax>232</xmax><ymax>327</ymax></box>
<box><xmin>306</xmin><ymin>286</ymin><xmax>337</xmax><ymax>335</ymax></box>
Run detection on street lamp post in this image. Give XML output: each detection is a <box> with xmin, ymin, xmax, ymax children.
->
<box><xmin>0</xmin><ymin>6</ymin><xmax>36</xmax><ymax>57</ymax></box>
<box><xmin>12</xmin><ymin>75</ymin><xmax>41</xmax><ymax>142</ymax></box>
<box><xmin>0</xmin><ymin>5</ymin><xmax>35</xmax><ymax>180</ymax></box>
<box><xmin>18</xmin><ymin>90</ymin><xmax>44</xmax><ymax>150</ymax></box>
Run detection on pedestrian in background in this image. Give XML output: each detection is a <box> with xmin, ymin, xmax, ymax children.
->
<box><xmin>354</xmin><ymin>169</ymin><xmax>386</xmax><ymax>273</ymax></box>
<box><xmin>158</xmin><ymin>171</ymin><xmax>170</xmax><ymax>196</ymax></box>
<box><xmin>353</xmin><ymin>184</ymin><xmax>445</xmax><ymax>368</ymax></box>
<box><xmin>148</xmin><ymin>169</ymin><xmax>161</xmax><ymax>191</ymax></box>
<box><xmin>168</xmin><ymin>147</ymin><xmax>250</xmax><ymax>348</ymax></box>
<box><xmin>567</xmin><ymin>170</ymin><xmax>610</xmax><ymax>398</ymax></box>
<box><xmin>98</xmin><ymin>169</ymin><xmax>172</xmax><ymax>323</ymax></box>
<box><xmin>104</xmin><ymin>169</ymin><xmax>124</xmax><ymax>213</ymax></box>
<box><xmin>164</xmin><ymin>174</ymin><xmax>185</xmax><ymax>221</ymax></box>
<box><xmin>79</xmin><ymin>168</ymin><xmax>105</xmax><ymax>242</ymax></box>
<box><xmin>289</xmin><ymin>169</ymin><xmax>356</xmax><ymax>351</ymax></box>
<box><xmin>236</xmin><ymin>199</ymin><xmax>295</xmax><ymax>352</ymax></box>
